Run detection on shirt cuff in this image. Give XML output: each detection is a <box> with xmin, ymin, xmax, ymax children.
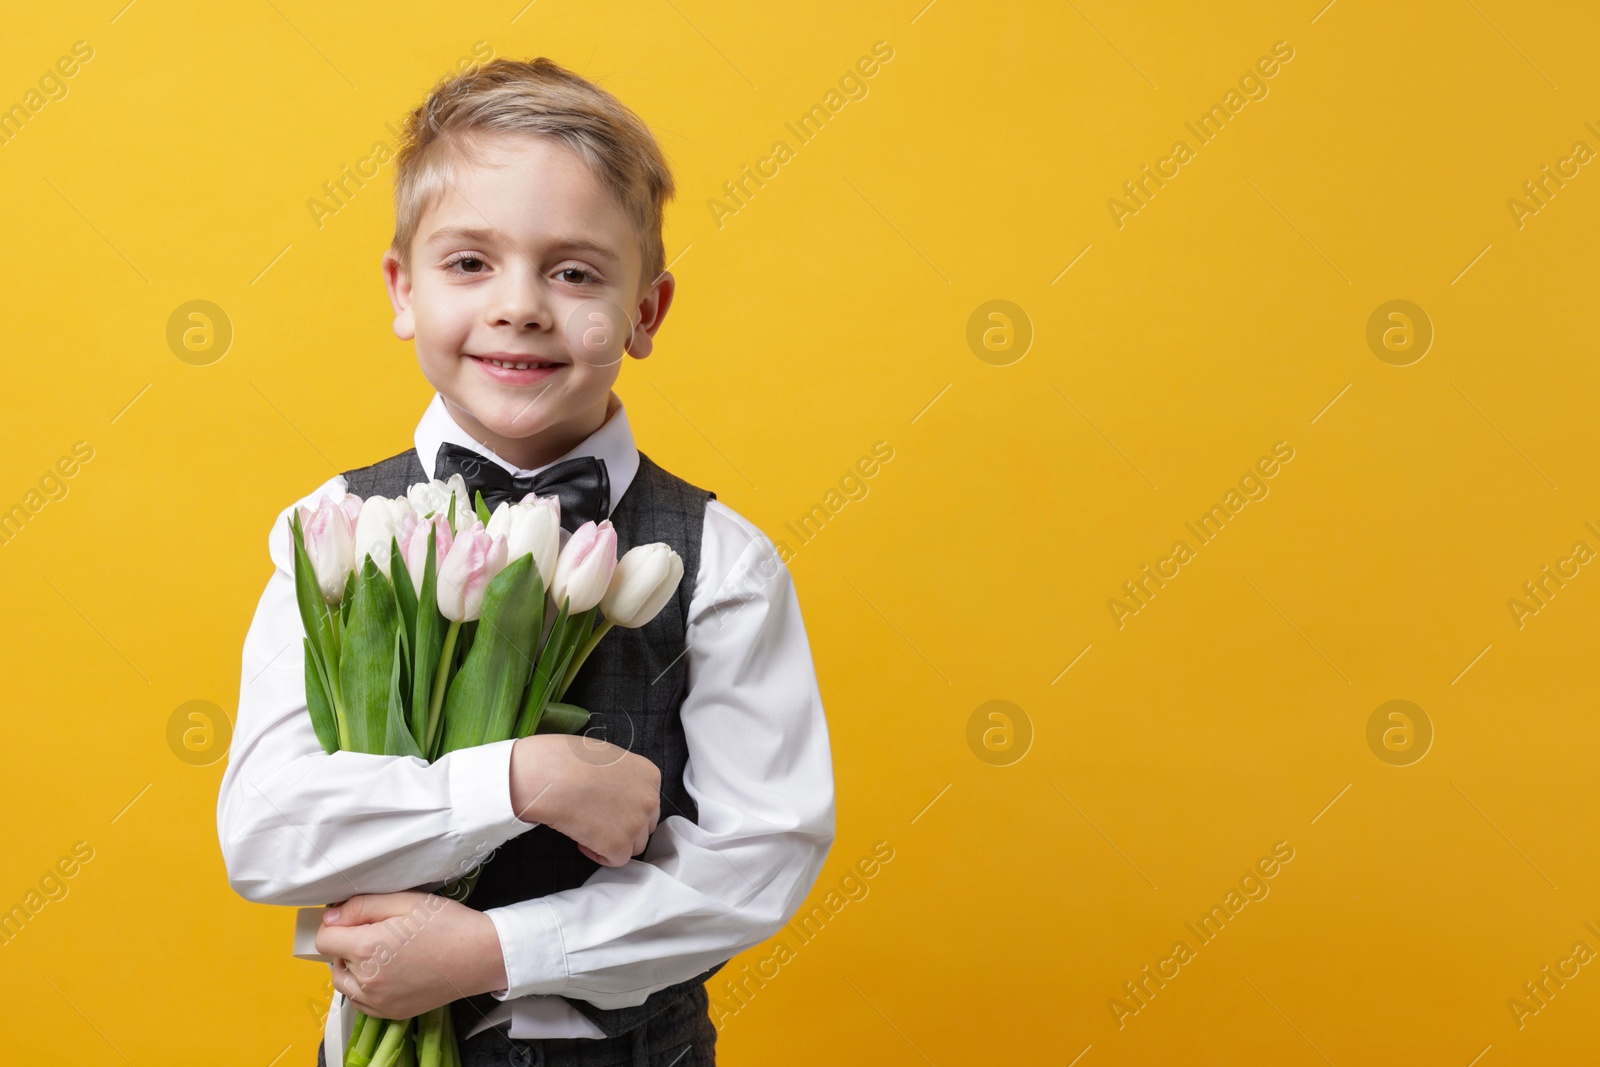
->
<box><xmin>484</xmin><ymin>897</ymin><xmax>570</xmax><ymax>1001</ymax></box>
<box><xmin>445</xmin><ymin>739</ymin><xmax>534</xmax><ymax>853</ymax></box>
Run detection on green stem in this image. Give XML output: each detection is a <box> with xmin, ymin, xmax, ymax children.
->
<box><xmin>425</xmin><ymin>620</ymin><xmax>461</xmax><ymax>755</ymax></box>
<box><xmin>558</xmin><ymin>617</ymin><xmax>613</xmax><ymax>699</ymax></box>
<box><xmin>325</xmin><ymin>607</ymin><xmax>353</xmax><ymax>750</ymax></box>
<box><xmin>349</xmin><ymin>1007</ymin><xmax>382</xmax><ymax>1066</ymax></box>
<box><xmin>328</xmin><ymin>602</ymin><xmax>343</xmax><ymax>659</ymax></box>
<box><xmin>368</xmin><ymin>1018</ymin><xmax>410</xmax><ymax>1067</ymax></box>
<box><xmin>325</xmin><ymin>661</ymin><xmax>352</xmax><ymax>752</ymax></box>
<box><xmin>344</xmin><ymin>1011</ymin><xmax>368</xmax><ymax>1065</ymax></box>
<box><xmin>417</xmin><ymin>1006</ymin><xmax>444</xmax><ymax>1067</ymax></box>
<box><xmin>441</xmin><ymin>1002</ymin><xmax>459</xmax><ymax>1067</ymax></box>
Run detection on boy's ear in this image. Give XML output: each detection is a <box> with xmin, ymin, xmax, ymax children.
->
<box><xmin>381</xmin><ymin>248</ymin><xmax>416</xmax><ymax>341</ymax></box>
<box><xmin>625</xmin><ymin>270</ymin><xmax>675</xmax><ymax>359</ymax></box>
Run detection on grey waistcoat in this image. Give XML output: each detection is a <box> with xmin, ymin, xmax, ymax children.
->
<box><xmin>339</xmin><ymin>445</ymin><xmax>725</xmax><ymax>1039</ymax></box>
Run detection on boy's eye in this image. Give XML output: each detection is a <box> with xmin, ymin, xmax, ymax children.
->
<box><xmin>558</xmin><ymin>267</ymin><xmax>596</xmax><ymax>285</ymax></box>
<box><xmin>445</xmin><ymin>254</ymin><xmax>487</xmax><ymax>274</ymax></box>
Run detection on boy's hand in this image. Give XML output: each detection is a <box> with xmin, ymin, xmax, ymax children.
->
<box><xmin>510</xmin><ymin>733</ymin><xmax>661</xmax><ymax>866</ymax></box>
<box><xmin>316</xmin><ymin>891</ymin><xmax>508</xmax><ymax>1020</ymax></box>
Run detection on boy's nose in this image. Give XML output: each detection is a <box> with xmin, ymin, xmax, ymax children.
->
<box><xmin>487</xmin><ymin>270</ymin><xmax>556</xmax><ymax>330</ymax></box>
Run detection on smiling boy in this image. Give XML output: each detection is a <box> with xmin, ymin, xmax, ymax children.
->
<box><xmin>390</xmin><ymin>127</ymin><xmax>659</xmax><ymax>472</ymax></box>
<box><xmin>216</xmin><ymin>57</ymin><xmax>836</xmax><ymax>1067</ymax></box>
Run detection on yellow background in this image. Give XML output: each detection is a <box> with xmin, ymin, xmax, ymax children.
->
<box><xmin>2</xmin><ymin>1</ymin><xmax>1597</xmax><ymax>1063</ymax></box>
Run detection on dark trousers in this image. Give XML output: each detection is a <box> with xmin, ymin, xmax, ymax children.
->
<box><xmin>317</xmin><ymin>986</ymin><xmax>717</xmax><ymax>1067</ymax></box>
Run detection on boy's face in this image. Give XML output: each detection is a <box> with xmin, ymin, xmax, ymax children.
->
<box><xmin>382</xmin><ymin>133</ymin><xmax>672</xmax><ymax>469</ymax></box>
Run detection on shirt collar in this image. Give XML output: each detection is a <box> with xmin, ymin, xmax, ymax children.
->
<box><xmin>413</xmin><ymin>391</ymin><xmax>640</xmax><ymax>519</ymax></box>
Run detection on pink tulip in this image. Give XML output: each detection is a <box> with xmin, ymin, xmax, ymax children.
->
<box><xmin>296</xmin><ymin>496</ymin><xmax>356</xmax><ymax>605</ymax></box>
<box><xmin>402</xmin><ymin>514</ymin><xmax>455</xmax><ymax>598</ymax></box>
<box><xmin>550</xmin><ymin>519</ymin><xmax>618</xmax><ymax>613</ymax></box>
<box><xmin>437</xmin><ymin>525</ymin><xmax>510</xmax><ymax>622</ymax></box>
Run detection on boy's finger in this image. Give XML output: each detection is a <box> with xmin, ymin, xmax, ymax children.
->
<box><xmin>324</xmin><ymin>891</ymin><xmax>415</xmax><ymax>927</ymax></box>
<box><xmin>329</xmin><ymin>957</ymin><xmax>358</xmax><ymax>997</ymax></box>
<box><xmin>323</xmin><ymin>896</ymin><xmax>358</xmax><ymax>926</ymax></box>
<box><xmin>315</xmin><ymin>924</ymin><xmax>362</xmax><ymax>959</ymax></box>
<box><xmin>331</xmin><ymin>963</ymin><xmax>376</xmax><ymax>1016</ymax></box>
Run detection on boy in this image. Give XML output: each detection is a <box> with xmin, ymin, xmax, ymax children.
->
<box><xmin>216</xmin><ymin>56</ymin><xmax>836</xmax><ymax>1066</ymax></box>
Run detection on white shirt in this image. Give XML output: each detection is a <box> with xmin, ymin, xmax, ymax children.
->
<box><xmin>215</xmin><ymin>391</ymin><xmax>836</xmax><ymax>1054</ymax></box>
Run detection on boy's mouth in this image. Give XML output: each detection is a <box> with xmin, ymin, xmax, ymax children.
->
<box><xmin>468</xmin><ymin>353</ymin><xmax>564</xmax><ymax>370</ymax></box>
<box><xmin>465</xmin><ymin>353</ymin><xmax>566</xmax><ymax>384</ymax></box>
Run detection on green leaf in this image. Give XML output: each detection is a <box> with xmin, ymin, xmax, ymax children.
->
<box><xmin>391</xmin><ymin>538</ymin><xmax>417</xmax><ymax>654</ymax></box>
<box><xmin>447</xmin><ymin>494</ymin><xmax>456</xmax><ymax>529</ymax></box>
<box><xmin>338</xmin><ymin>556</ymin><xmax>400</xmax><ymax>754</ymax></box>
<box><xmin>383</xmin><ymin>627</ymin><xmax>424</xmax><ymax>758</ymax></box>
<box><xmin>474</xmin><ymin>489</ymin><xmax>491</xmax><ymax>525</ymax></box>
<box><xmin>535</xmin><ymin>701</ymin><xmax>591</xmax><ymax>735</ymax></box>
<box><xmin>315</xmin><ymin>608</ymin><xmax>339</xmax><ymax>679</ymax></box>
<box><xmin>339</xmin><ymin>570</ymin><xmax>357</xmax><ymax>626</ymax></box>
<box><xmin>571</xmin><ymin>604</ymin><xmax>598</xmax><ymax>650</ymax></box>
<box><xmin>288</xmin><ymin>513</ymin><xmax>332</xmax><ymax>660</ymax></box>
<box><xmin>303</xmin><ymin>637</ymin><xmax>340</xmax><ymax>753</ymax></box>
<box><xmin>437</xmin><ymin>556</ymin><xmax>543</xmax><ymax>754</ymax></box>
<box><xmin>386</xmin><ymin>544</ymin><xmax>413</xmax><ymax>726</ymax></box>
<box><xmin>546</xmin><ymin>636</ymin><xmax>580</xmax><ymax>714</ymax></box>
<box><xmin>425</xmin><ymin>621</ymin><xmax>461</xmax><ymax>763</ymax></box>
<box><xmin>516</xmin><ymin>597</ymin><xmax>569</xmax><ymax>738</ymax></box>
<box><xmin>411</xmin><ymin>524</ymin><xmax>444</xmax><ymax>752</ymax></box>
<box><xmin>554</xmin><ymin>605</ymin><xmax>601</xmax><ymax>700</ymax></box>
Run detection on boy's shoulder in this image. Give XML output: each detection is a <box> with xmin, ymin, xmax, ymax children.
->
<box><xmin>631</xmin><ymin>450</ymin><xmax>717</xmax><ymax>507</ymax></box>
<box><xmin>339</xmin><ymin>446</ymin><xmax>426</xmax><ymax>500</ymax></box>
<box><xmin>631</xmin><ymin>451</ymin><xmax>787</xmax><ymax>576</ymax></box>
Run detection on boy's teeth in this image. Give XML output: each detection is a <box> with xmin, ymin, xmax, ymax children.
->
<box><xmin>483</xmin><ymin>358</ymin><xmax>550</xmax><ymax>370</ymax></box>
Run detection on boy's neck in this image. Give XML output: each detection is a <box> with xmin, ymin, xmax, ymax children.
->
<box><xmin>441</xmin><ymin>391</ymin><xmax>618</xmax><ymax>473</ymax></box>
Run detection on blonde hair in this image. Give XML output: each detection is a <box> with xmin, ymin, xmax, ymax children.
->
<box><xmin>389</xmin><ymin>57</ymin><xmax>675</xmax><ymax>295</ymax></box>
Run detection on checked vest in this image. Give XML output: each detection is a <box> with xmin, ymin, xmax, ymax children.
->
<box><xmin>340</xmin><ymin>445</ymin><xmax>726</xmax><ymax>1040</ymax></box>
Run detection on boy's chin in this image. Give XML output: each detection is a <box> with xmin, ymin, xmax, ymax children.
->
<box><xmin>450</xmin><ymin>391</ymin><xmax>555</xmax><ymax>439</ymax></box>
<box><xmin>448</xmin><ymin>383</ymin><xmax>618</xmax><ymax>444</ymax></box>
<box><xmin>431</xmin><ymin>363</ymin><xmax>612</xmax><ymax>441</ymax></box>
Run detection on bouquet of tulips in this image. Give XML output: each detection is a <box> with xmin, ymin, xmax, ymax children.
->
<box><xmin>286</xmin><ymin>471</ymin><xmax>684</xmax><ymax>1067</ymax></box>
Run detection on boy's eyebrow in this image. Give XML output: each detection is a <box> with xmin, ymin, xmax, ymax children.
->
<box><xmin>425</xmin><ymin>225</ymin><xmax>619</xmax><ymax>263</ymax></box>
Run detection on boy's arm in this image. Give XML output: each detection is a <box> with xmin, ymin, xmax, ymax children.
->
<box><xmin>480</xmin><ymin>502</ymin><xmax>837</xmax><ymax>1008</ymax></box>
<box><xmin>216</xmin><ymin>477</ymin><xmax>535</xmax><ymax>907</ymax></box>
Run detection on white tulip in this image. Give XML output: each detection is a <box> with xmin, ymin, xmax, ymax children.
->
<box><xmin>353</xmin><ymin>496</ymin><xmax>416</xmax><ymax>578</ymax></box>
<box><xmin>600</xmin><ymin>543</ymin><xmax>685</xmax><ymax>628</ymax></box>
<box><xmin>407</xmin><ymin>472</ymin><xmax>472</xmax><ymax>523</ymax></box>
<box><xmin>486</xmin><ymin>495</ymin><xmax>561</xmax><ymax>591</ymax></box>
<box><xmin>406</xmin><ymin>479</ymin><xmax>446</xmax><ymax>516</ymax></box>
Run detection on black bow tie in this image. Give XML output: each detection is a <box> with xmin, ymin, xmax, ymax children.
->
<box><xmin>432</xmin><ymin>441</ymin><xmax>610</xmax><ymax>534</ymax></box>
